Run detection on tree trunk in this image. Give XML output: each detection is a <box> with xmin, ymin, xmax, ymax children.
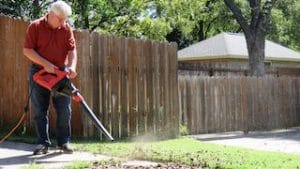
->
<box><xmin>83</xmin><ymin>16</ymin><xmax>89</xmax><ymax>29</ymax></box>
<box><xmin>224</xmin><ymin>0</ymin><xmax>276</xmax><ymax>77</ymax></box>
<box><xmin>196</xmin><ymin>21</ymin><xmax>205</xmax><ymax>41</ymax></box>
<box><xmin>245</xmin><ymin>33</ymin><xmax>265</xmax><ymax>76</ymax></box>
<box><xmin>32</xmin><ymin>0</ymin><xmax>41</xmax><ymax>19</ymax></box>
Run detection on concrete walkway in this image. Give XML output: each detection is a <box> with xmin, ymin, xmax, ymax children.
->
<box><xmin>0</xmin><ymin>141</ymin><xmax>114</xmax><ymax>169</ymax></box>
<box><xmin>191</xmin><ymin>127</ymin><xmax>300</xmax><ymax>154</ymax></box>
<box><xmin>0</xmin><ymin>141</ymin><xmax>158</xmax><ymax>169</ymax></box>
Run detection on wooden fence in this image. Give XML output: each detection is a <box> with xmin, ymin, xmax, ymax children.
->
<box><xmin>0</xmin><ymin>15</ymin><xmax>179</xmax><ymax>140</ymax></box>
<box><xmin>178</xmin><ymin>74</ymin><xmax>300</xmax><ymax>134</ymax></box>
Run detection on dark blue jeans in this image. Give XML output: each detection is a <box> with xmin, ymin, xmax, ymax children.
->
<box><xmin>29</xmin><ymin>64</ymin><xmax>72</xmax><ymax>147</ymax></box>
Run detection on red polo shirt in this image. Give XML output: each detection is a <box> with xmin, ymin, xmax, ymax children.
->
<box><xmin>24</xmin><ymin>15</ymin><xmax>76</xmax><ymax>67</ymax></box>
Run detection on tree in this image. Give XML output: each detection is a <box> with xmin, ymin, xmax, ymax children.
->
<box><xmin>153</xmin><ymin>0</ymin><xmax>241</xmax><ymax>49</ymax></box>
<box><xmin>69</xmin><ymin>0</ymin><xmax>170</xmax><ymax>40</ymax></box>
<box><xmin>267</xmin><ymin>0</ymin><xmax>300</xmax><ymax>51</ymax></box>
<box><xmin>70</xmin><ymin>0</ymin><xmax>90</xmax><ymax>29</ymax></box>
<box><xmin>0</xmin><ymin>0</ymin><xmax>50</xmax><ymax>20</ymax></box>
<box><xmin>0</xmin><ymin>0</ymin><xmax>30</xmax><ymax>19</ymax></box>
<box><xmin>224</xmin><ymin>0</ymin><xmax>276</xmax><ymax>76</ymax></box>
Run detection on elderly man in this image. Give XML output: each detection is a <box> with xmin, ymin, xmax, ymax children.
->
<box><xmin>23</xmin><ymin>0</ymin><xmax>77</xmax><ymax>155</ymax></box>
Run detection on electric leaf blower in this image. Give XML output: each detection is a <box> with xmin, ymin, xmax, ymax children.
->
<box><xmin>33</xmin><ymin>68</ymin><xmax>114</xmax><ymax>141</ymax></box>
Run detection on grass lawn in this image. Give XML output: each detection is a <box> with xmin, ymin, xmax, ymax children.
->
<box><xmin>71</xmin><ymin>137</ymin><xmax>300</xmax><ymax>169</ymax></box>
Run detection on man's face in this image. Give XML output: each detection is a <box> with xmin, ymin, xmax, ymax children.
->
<box><xmin>50</xmin><ymin>11</ymin><xmax>67</xmax><ymax>28</ymax></box>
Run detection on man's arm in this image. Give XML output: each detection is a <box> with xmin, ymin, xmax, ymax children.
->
<box><xmin>23</xmin><ymin>48</ymin><xmax>57</xmax><ymax>73</ymax></box>
<box><xmin>66</xmin><ymin>49</ymin><xmax>78</xmax><ymax>78</ymax></box>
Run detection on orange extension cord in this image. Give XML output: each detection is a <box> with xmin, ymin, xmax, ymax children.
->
<box><xmin>0</xmin><ymin>76</ymin><xmax>35</xmax><ymax>144</ymax></box>
<box><xmin>0</xmin><ymin>113</ymin><xmax>26</xmax><ymax>144</ymax></box>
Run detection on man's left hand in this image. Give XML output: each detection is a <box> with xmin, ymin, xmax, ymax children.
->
<box><xmin>66</xmin><ymin>67</ymin><xmax>77</xmax><ymax>79</ymax></box>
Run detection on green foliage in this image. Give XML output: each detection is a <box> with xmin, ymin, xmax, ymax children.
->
<box><xmin>0</xmin><ymin>0</ymin><xmax>30</xmax><ymax>19</ymax></box>
<box><xmin>267</xmin><ymin>0</ymin><xmax>300</xmax><ymax>51</ymax></box>
<box><xmin>0</xmin><ymin>0</ymin><xmax>50</xmax><ymax>20</ymax></box>
<box><xmin>22</xmin><ymin>160</ymin><xmax>44</xmax><ymax>169</ymax></box>
<box><xmin>64</xmin><ymin>161</ymin><xmax>92</xmax><ymax>169</ymax></box>
<box><xmin>134</xmin><ymin>17</ymin><xmax>171</xmax><ymax>40</ymax></box>
<box><xmin>153</xmin><ymin>0</ymin><xmax>241</xmax><ymax>48</ymax></box>
<box><xmin>179</xmin><ymin>124</ymin><xmax>188</xmax><ymax>136</ymax></box>
<box><xmin>1</xmin><ymin>0</ymin><xmax>299</xmax><ymax>51</ymax></box>
<box><xmin>69</xmin><ymin>0</ymin><xmax>170</xmax><ymax>40</ymax></box>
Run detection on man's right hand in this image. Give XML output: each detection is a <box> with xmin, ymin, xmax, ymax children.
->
<box><xmin>44</xmin><ymin>63</ymin><xmax>57</xmax><ymax>74</ymax></box>
<box><xmin>23</xmin><ymin>48</ymin><xmax>58</xmax><ymax>73</ymax></box>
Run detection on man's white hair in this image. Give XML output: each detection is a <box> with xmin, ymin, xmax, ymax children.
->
<box><xmin>49</xmin><ymin>0</ymin><xmax>72</xmax><ymax>18</ymax></box>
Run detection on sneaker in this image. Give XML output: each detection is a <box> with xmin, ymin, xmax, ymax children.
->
<box><xmin>33</xmin><ymin>144</ymin><xmax>48</xmax><ymax>155</ymax></box>
<box><xmin>58</xmin><ymin>143</ymin><xmax>73</xmax><ymax>154</ymax></box>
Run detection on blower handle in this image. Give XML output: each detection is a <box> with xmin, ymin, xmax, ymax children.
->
<box><xmin>33</xmin><ymin>68</ymin><xmax>69</xmax><ymax>90</ymax></box>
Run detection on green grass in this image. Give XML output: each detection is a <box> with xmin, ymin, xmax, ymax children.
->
<box><xmin>63</xmin><ymin>161</ymin><xmax>92</xmax><ymax>169</ymax></box>
<box><xmin>65</xmin><ymin>159</ymin><xmax>123</xmax><ymax>169</ymax></box>
<box><xmin>22</xmin><ymin>161</ymin><xmax>44</xmax><ymax>169</ymax></box>
<box><xmin>72</xmin><ymin>137</ymin><xmax>300</xmax><ymax>169</ymax></box>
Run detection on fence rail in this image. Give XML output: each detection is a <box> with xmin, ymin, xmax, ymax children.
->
<box><xmin>0</xmin><ymin>15</ymin><xmax>179</xmax><ymax>140</ymax></box>
<box><xmin>178</xmin><ymin>75</ymin><xmax>300</xmax><ymax>134</ymax></box>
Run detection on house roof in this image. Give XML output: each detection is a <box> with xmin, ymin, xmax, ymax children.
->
<box><xmin>178</xmin><ymin>32</ymin><xmax>300</xmax><ymax>62</ymax></box>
